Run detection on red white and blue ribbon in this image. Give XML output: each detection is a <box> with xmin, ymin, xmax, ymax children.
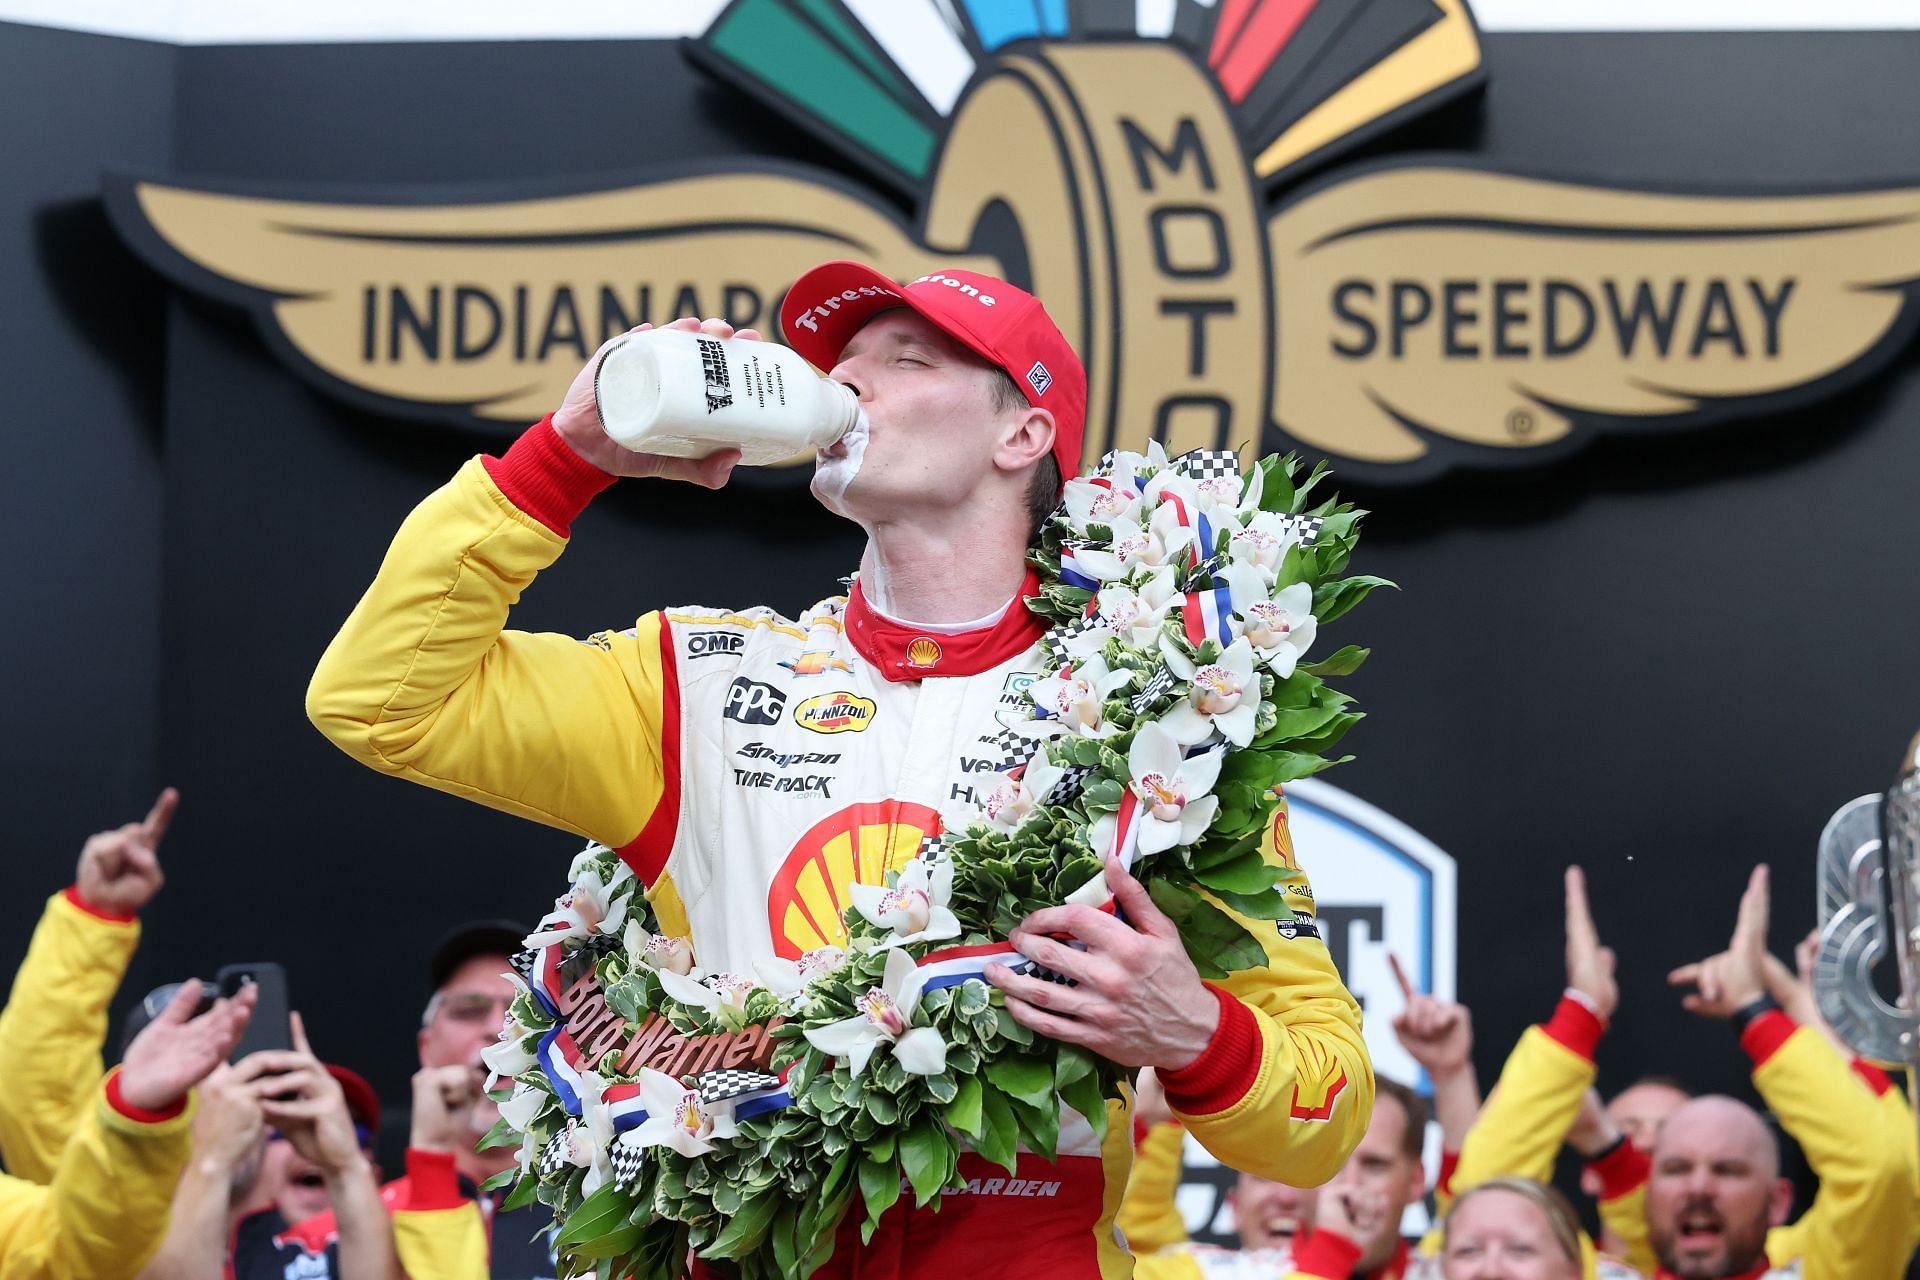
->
<box><xmin>1183</xmin><ymin>579</ymin><xmax>1237</xmax><ymax>648</ymax></box>
<box><xmin>536</xmin><ymin>1024</ymin><xmax>591</xmax><ymax>1115</ymax></box>
<box><xmin>1058</xmin><ymin>545</ymin><xmax>1101</xmax><ymax>592</ymax></box>
<box><xmin>914</xmin><ymin>941</ymin><xmax>1032</xmax><ymax>991</ymax></box>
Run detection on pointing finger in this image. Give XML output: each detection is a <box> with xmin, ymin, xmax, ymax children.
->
<box><xmin>1565</xmin><ymin>866</ymin><xmax>1598</xmax><ymax>951</ymax></box>
<box><xmin>1387</xmin><ymin>951</ymin><xmax>1417</xmax><ymax>1003</ymax></box>
<box><xmin>1733</xmin><ymin>864</ymin><xmax>1770</xmax><ymax>953</ymax></box>
<box><xmin>141</xmin><ymin>788</ymin><xmax>179</xmax><ymax>847</ymax></box>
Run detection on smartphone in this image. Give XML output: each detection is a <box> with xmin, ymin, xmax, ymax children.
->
<box><xmin>216</xmin><ymin>962</ymin><xmax>292</xmax><ymax>1062</ymax></box>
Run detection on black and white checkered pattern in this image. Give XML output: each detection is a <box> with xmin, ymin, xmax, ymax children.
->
<box><xmin>697</xmin><ymin>1069</ymin><xmax>783</xmax><ymax>1104</ymax></box>
<box><xmin>1092</xmin><ymin>449</ymin><xmax>1119</xmax><ymax>477</ymax></box>
<box><xmin>1272</xmin><ymin>512</ymin><xmax>1325</xmax><ymax>546</ymax></box>
<box><xmin>1042</xmin><ymin>611</ymin><xmax>1106</xmax><ymax>667</ymax></box>
<box><xmin>975</xmin><ymin>724</ymin><xmax>1043</xmax><ymax>774</ymax></box>
<box><xmin>916</xmin><ymin>832</ymin><xmax>946</xmax><ymax>863</ymax></box>
<box><xmin>1128</xmin><ymin>665</ymin><xmax>1177</xmax><ymax>714</ymax></box>
<box><xmin>610</xmin><ymin>1139</ymin><xmax>648</xmax><ymax>1189</ymax></box>
<box><xmin>1174</xmin><ymin>449</ymin><xmax>1243</xmax><ymax>483</ymax></box>
<box><xmin>539</xmin><ymin>1130</ymin><xmax>575</xmax><ymax>1179</ymax></box>
<box><xmin>1047</xmin><ymin>761</ymin><xmax>1097</xmax><ymax>805</ymax></box>
<box><xmin>508</xmin><ymin>949</ymin><xmax>537</xmax><ymax>978</ymax></box>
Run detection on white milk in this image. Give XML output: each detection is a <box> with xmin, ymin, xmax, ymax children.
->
<box><xmin>593</xmin><ymin>329</ymin><xmax>859</xmax><ymax>465</ymax></box>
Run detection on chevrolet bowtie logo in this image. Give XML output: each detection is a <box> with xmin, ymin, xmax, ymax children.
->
<box><xmin>103</xmin><ymin>0</ymin><xmax>1920</xmax><ymax>484</ymax></box>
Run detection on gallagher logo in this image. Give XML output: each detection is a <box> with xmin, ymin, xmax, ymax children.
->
<box><xmin>792</xmin><ymin>691</ymin><xmax>877</xmax><ymax>735</ymax></box>
<box><xmin>100</xmin><ymin>0</ymin><xmax>1920</xmax><ymax>483</ymax></box>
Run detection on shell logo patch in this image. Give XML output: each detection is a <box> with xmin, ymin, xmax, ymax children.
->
<box><xmin>767</xmin><ymin>800</ymin><xmax>940</xmax><ymax>958</ymax></box>
<box><xmin>792</xmin><ymin>692</ymin><xmax>877</xmax><ymax>735</ymax></box>
<box><xmin>905</xmin><ymin>637</ymin><xmax>943</xmax><ymax>669</ymax></box>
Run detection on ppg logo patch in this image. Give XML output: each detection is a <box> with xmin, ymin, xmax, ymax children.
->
<box><xmin>1025</xmin><ymin>361</ymin><xmax>1053</xmax><ymax>397</ymax></box>
<box><xmin>723</xmin><ymin>677</ymin><xmax>785</xmax><ymax>726</ymax></box>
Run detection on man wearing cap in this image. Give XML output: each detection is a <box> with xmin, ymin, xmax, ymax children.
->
<box><xmin>309</xmin><ymin>264</ymin><xmax>1370</xmax><ymax>1277</ymax></box>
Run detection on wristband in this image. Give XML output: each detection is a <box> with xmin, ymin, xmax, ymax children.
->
<box><xmin>1584</xmin><ymin>1131</ymin><xmax>1628</xmax><ymax>1164</ymax></box>
<box><xmin>1729</xmin><ymin>993</ymin><xmax>1780</xmax><ymax>1037</ymax></box>
<box><xmin>1562</xmin><ymin>986</ymin><xmax>1605</xmax><ymax>1021</ymax></box>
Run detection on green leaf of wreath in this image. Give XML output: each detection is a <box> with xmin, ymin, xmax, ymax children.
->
<box><xmin>857</xmin><ymin>1155</ymin><xmax>902</xmax><ymax>1242</ymax></box>
<box><xmin>985</xmin><ymin>1054</ymin><xmax>1055</xmax><ymax>1110</ymax></box>
<box><xmin>555</xmin><ymin>1181</ymin><xmax>636</xmax><ymax>1252</ymax></box>
<box><xmin>975</xmin><ymin>1084</ymin><xmax>1020</xmax><ymax>1174</ymax></box>
<box><xmin>945</xmin><ymin>1072</ymin><xmax>985</xmax><ymax>1138</ymax></box>
<box><xmin>1299</xmin><ymin>644</ymin><xmax>1372</xmax><ymax>676</ymax></box>
<box><xmin>899</xmin><ymin>1117</ymin><xmax>955</xmax><ymax>1206</ymax></box>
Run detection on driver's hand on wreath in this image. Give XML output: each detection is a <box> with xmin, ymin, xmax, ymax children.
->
<box><xmin>985</xmin><ymin>853</ymin><xmax>1220</xmax><ymax>1071</ymax></box>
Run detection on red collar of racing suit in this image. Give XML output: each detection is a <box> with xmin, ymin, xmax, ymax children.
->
<box><xmin>1656</xmin><ymin>1269</ymin><xmax>1771</xmax><ymax>1280</ymax></box>
<box><xmin>844</xmin><ymin>570</ymin><xmax>1048</xmax><ymax>682</ymax></box>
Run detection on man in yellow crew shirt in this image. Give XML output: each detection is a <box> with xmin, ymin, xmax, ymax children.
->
<box><xmin>307</xmin><ymin>263</ymin><xmax>1373</xmax><ymax>1279</ymax></box>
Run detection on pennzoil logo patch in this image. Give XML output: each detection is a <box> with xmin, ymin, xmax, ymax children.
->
<box><xmin>791</xmin><ymin>692</ymin><xmax>876</xmax><ymax>735</ymax></box>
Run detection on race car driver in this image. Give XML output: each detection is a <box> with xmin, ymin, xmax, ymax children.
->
<box><xmin>307</xmin><ymin>262</ymin><xmax>1373</xmax><ymax>1278</ymax></box>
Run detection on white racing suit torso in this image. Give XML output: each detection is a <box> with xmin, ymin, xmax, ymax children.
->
<box><xmin>305</xmin><ymin>422</ymin><xmax>1373</xmax><ymax>1280</ymax></box>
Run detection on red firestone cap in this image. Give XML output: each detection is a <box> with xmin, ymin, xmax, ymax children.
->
<box><xmin>780</xmin><ymin>261</ymin><xmax>1087</xmax><ymax>483</ymax></box>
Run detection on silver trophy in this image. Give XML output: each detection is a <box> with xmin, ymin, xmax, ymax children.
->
<box><xmin>1813</xmin><ymin>731</ymin><xmax>1920</xmax><ymax>1150</ymax></box>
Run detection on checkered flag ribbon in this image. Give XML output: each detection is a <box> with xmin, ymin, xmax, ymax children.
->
<box><xmin>696</xmin><ymin>1069</ymin><xmax>783</xmax><ymax>1105</ymax></box>
<box><xmin>538</xmin><ymin>1130</ymin><xmax>575</xmax><ymax>1179</ymax></box>
<box><xmin>1273</xmin><ymin>512</ymin><xmax>1325</xmax><ymax>547</ymax></box>
<box><xmin>917</xmin><ymin>831</ymin><xmax>947</xmax><ymax>863</ymax></box>
<box><xmin>1173</xmin><ymin>449</ymin><xmax>1243</xmax><ymax>483</ymax></box>
<box><xmin>1128</xmin><ymin>665</ymin><xmax>1177</xmax><ymax>714</ymax></box>
<box><xmin>507</xmin><ymin>949</ymin><xmax>537</xmax><ymax>978</ymax></box>
<box><xmin>1048</xmin><ymin>760</ymin><xmax>1097</xmax><ymax>806</ymax></box>
<box><xmin>977</xmin><ymin>724</ymin><xmax>1044</xmax><ymax>774</ymax></box>
<box><xmin>1043</xmin><ymin>611</ymin><xmax>1106</xmax><ymax>666</ymax></box>
<box><xmin>610</xmin><ymin>1139</ymin><xmax>647</xmax><ymax>1190</ymax></box>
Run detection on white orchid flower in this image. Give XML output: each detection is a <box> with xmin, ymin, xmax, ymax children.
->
<box><xmin>622</xmin><ymin>920</ymin><xmax>698</xmax><ymax>977</ymax></box>
<box><xmin>1091</xmin><ymin>719</ymin><xmax>1223</xmax><ymax>857</ymax></box>
<box><xmin>1194</xmin><ymin>461</ymin><xmax>1261</xmax><ymax>519</ymax></box>
<box><xmin>803</xmin><ymin>947</ymin><xmax>948</xmax><ymax>1078</ymax></box>
<box><xmin>625</xmin><ymin>1067</ymin><xmax>738</xmax><ymax>1159</ymax></box>
<box><xmin>1160</xmin><ymin>636</ymin><xmax>1260</xmax><ymax>747</ymax></box>
<box><xmin>1228</xmin><ymin>509</ymin><xmax>1313</xmax><ymax>585</ymax></box>
<box><xmin>655</xmin><ymin>969</ymin><xmax>758</xmax><ymax>1029</ymax></box>
<box><xmin>523</xmin><ymin>860</ymin><xmax>634</xmax><ymax>947</ymax></box>
<box><xmin>497</xmin><ymin>1081</ymin><xmax>548</xmax><ymax>1133</ymax></box>
<box><xmin>557</xmin><ymin>1071</ymin><xmax>618</xmax><ymax>1195</ymax></box>
<box><xmin>981</xmin><ymin>752</ymin><xmax>1067</xmax><ymax>834</ymax></box>
<box><xmin>480</xmin><ymin>1013</ymin><xmax>538</xmax><ymax>1087</ymax></box>
<box><xmin>754</xmin><ymin>945</ymin><xmax>848</xmax><ymax>1000</ymax></box>
<box><xmin>1029</xmin><ymin>653</ymin><xmax>1133</xmax><ymax>737</ymax></box>
<box><xmin>1063</xmin><ymin>571</ymin><xmax>1180</xmax><ymax>660</ymax></box>
<box><xmin>1062</xmin><ymin>502</ymin><xmax>1194</xmax><ymax>582</ymax></box>
<box><xmin>849</xmin><ymin>858</ymin><xmax>961</xmax><ymax>949</ymax></box>
<box><xmin>1226</xmin><ymin>566</ymin><xmax>1319</xmax><ymax>678</ymax></box>
<box><xmin>1060</xmin><ymin>476</ymin><xmax>1142</xmax><ymax>532</ymax></box>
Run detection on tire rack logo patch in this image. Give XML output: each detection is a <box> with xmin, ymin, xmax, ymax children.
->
<box><xmin>103</xmin><ymin>0</ymin><xmax>1920</xmax><ymax>483</ymax></box>
<box><xmin>792</xmin><ymin>691</ymin><xmax>876</xmax><ymax>735</ymax></box>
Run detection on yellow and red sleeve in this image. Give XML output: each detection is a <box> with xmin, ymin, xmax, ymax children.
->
<box><xmin>1450</xmin><ymin>996</ymin><xmax>1603</xmax><ymax>1195</ymax></box>
<box><xmin>0</xmin><ymin>891</ymin><xmax>143</xmax><ymax>1184</ymax></box>
<box><xmin>0</xmin><ymin>1070</ymin><xmax>193</xmax><ymax>1280</ymax></box>
<box><xmin>1117</xmin><ymin>1120</ymin><xmax>1191</xmax><ymax>1257</ymax></box>
<box><xmin>1160</xmin><ymin>796</ymin><xmax>1372</xmax><ymax>1187</ymax></box>
<box><xmin>388</xmin><ymin>1150</ymin><xmax>489</xmax><ymax>1280</ymax></box>
<box><xmin>307</xmin><ymin>417</ymin><xmax>680</xmax><ymax>877</ymax></box>
<box><xmin>1740</xmin><ymin>1011</ymin><xmax>1913</xmax><ymax>1280</ymax></box>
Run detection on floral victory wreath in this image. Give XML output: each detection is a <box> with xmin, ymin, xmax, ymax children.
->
<box><xmin>479</xmin><ymin>446</ymin><xmax>1388</xmax><ymax>1279</ymax></box>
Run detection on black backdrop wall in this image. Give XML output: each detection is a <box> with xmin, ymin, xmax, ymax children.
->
<box><xmin>5</xmin><ymin>22</ymin><xmax>1918</xmax><ymax>1189</ymax></box>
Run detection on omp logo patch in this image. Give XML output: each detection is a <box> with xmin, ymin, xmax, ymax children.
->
<box><xmin>686</xmin><ymin>630</ymin><xmax>745</xmax><ymax>659</ymax></box>
<box><xmin>792</xmin><ymin>692</ymin><xmax>876</xmax><ymax>735</ymax></box>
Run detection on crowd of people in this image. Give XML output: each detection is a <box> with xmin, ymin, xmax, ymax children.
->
<box><xmin>2</xmin><ymin>788</ymin><xmax>1914</xmax><ymax>1279</ymax></box>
